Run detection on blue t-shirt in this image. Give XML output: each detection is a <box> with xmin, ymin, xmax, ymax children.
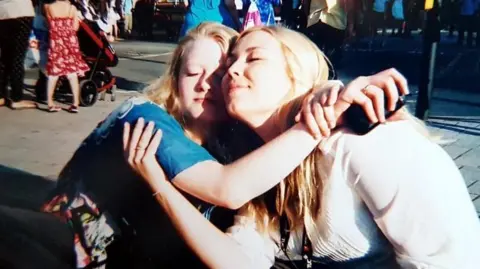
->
<box><xmin>55</xmin><ymin>97</ymin><xmax>234</xmax><ymax>265</ymax></box>
<box><xmin>116</xmin><ymin>97</ymin><xmax>215</xmax><ymax>180</ymax></box>
<box><xmin>72</xmin><ymin>96</ymin><xmax>215</xmax><ymax>179</ymax></box>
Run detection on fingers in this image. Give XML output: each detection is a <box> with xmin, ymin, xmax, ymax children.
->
<box><xmin>353</xmin><ymin>92</ymin><xmax>378</xmax><ymax>124</ymax></box>
<box><xmin>383</xmin><ymin>68</ymin><xmax>409</xmax><ymax>96</ymax></box>
<box><xmin>302</xmin><ymin>93</ymin><xmax>322</xmax><ymax>138</ymax></box>
<box><xmin>123</xmin><ymin>122</ymin><xmax>131</xmax><ymax>154</ymax></box>
<box><xmin>384</xmin><ymin>77</ymin><xmax>399</xmax><ymax>111</ymax></box>
<box><xmin>145</xmin><ymin>129</ymin><xmax>163</xmax><ymax>158</ymax></box>
<box><xmin>363</xmin><ymin>85</ymin><xmax>386</xmax><ymax>122</ymax></box>
<box><xmin>312</xmin><ymin>102</ymin><xmax>330</xmax><ymax>137</ymax></box>
<box><xmin>326</xmin><ymin>84</ymin><xmax>341</xmax><ymax>106</ymax></box>
<box><xmin>320</xmin><ymin>92</ymin><xmax>336</xmax><ymax>129</ymax></box>
<box><xmin>127</xmin><ymin>118</ymin><xmax>145</xmax><ymax>165</ymax></box>
<box><xmin>134</xmin><ymin>121</ymin><xmax>155</xmax><ymax>164</ymax></box>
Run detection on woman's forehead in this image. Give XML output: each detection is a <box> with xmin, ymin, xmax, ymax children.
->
<box><xmin>182</xmin><ymin>39</ymin><xmax>225</xmax><ymax>66</ymax></box>
<box><xmin>231</xmin><ymin>31</ymin><xmax>281</xmax><ymax>54</ymax></box>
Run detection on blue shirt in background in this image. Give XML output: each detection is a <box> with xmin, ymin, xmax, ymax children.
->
<box><xmin>180</xmin><ymin>0</ymin><xmax>238</xmax><ymax>37</ymax></box>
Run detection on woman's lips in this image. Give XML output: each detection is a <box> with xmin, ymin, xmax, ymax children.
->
<box><xmin>228</xmin><ymin>83</ymin><xmax>248</xmax><ymax>94</ymax></box>
<box><xmin>194</xmin><ymin>97</ymin><xmax>216</xmax><ymax>103</ymax></box>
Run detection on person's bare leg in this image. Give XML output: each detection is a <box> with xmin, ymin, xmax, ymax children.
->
<box><xmin>66</xmin><ymin>73</ymin><xmax>79</xmax><ymax>113</ymax></box>
<box><xmin>66</xmin><ymin>74</ymin><xmax>79</xmax><ymax>106</ymax></box>
<box><xmin>46</xmin><ymin>75</ymin><xmax>59</xmax><ymax>109</ymax></box>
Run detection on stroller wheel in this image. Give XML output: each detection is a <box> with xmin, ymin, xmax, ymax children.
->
<box><xmin>80</xmin><ymin>80</ymin><xmax>98</xmax><ymax>107</ymax></box>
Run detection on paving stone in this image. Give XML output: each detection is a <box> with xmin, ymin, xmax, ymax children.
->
<box><xmin>443</xmin><ymin>144</ymin><xmax>472</xmax><ymax>160</ymax></box>
<box><xmin>461</xmin><ymin>166</ymin><xmax>480</xmax><ymax>187</ymax></box>
<box><xmin>455</xmin><ymin>148</ymin><xmax>480</xmax><ymax>167</ymax></box>
<box><xmin>468</xmin><ymin>179</ymin><xmax>480</xmax><ymax>196</ymax></box>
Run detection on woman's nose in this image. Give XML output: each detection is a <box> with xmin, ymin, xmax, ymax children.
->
<box><xmin>227</xmin><ymin>61</ymin><xmax>242</xmax><ymax>78</ymax></box>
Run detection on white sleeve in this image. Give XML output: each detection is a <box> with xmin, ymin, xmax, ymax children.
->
<box><xmin>226</xmin><ymin>213</ymin><xmax>277</xmax><ymax>269</ymax></box>
<box><xmin>342</xmin><ymin>121</ymin><xmax>480</xmax><ymax>268</ymax></box>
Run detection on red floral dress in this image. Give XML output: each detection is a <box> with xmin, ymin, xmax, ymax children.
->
<box><xmin>46</xmin><ymin>17</ymin><xmax>90</xmax><ymax>77</ymax></box>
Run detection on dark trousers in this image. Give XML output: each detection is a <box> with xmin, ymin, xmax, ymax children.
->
<box><xmin>0</xmin><ymin>17</ymin><xmax>33</xmax><ymax>102</ymax></box>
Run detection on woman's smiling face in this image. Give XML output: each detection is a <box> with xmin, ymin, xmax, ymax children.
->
<box><xmin>221</xmin><ymin>30</ymin><xmax>293</xmax><ymax>123</ymax></box>
<box><xmin>177</xmin><ymin>38</ymin><xmax>229</xmax><ymax>123</ymax></box>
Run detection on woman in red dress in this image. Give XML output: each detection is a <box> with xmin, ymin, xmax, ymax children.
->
<box><xmin>44</xmin><ymin>0</ymin><xmax>89</xmax><ymax>113</ymax></box>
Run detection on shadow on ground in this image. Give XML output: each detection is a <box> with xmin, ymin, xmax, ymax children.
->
<box><xmin>115</xmin><ymin>76</ymin><xmax>149</xmax><ymax>92</ymax></box>
<box><xmin>0</xmin><ymin>165</ymin><xmax>55</xmax><ymax>210</ymax></box>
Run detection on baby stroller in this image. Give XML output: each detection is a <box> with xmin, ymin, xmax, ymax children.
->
<box><xmin>35</xmin><ymin>20</ymin><xmax>119</xmax><ymax>107</ymax></box>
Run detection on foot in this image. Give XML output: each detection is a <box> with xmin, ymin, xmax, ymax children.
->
<box><xmin>48</xmin><ymin>105</ymin><xmax>62</xmax><ymax>112</ymax></box>
<box><xmin>0</xmin><ymin>98</ymin><xmax>5</xmax><ymax>106</ymax></box>
<box><xmin>67</xmin><ymin>105</ymin><xmax>79</xmax><ymax>113</ymax></box>
<box><xmin>10</xmin><ymin>100</ymin><xmax>37</xmax><ymax>109</ymax></box>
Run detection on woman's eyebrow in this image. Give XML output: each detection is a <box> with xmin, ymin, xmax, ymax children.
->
<box><xmin>228</xmin><ymin>46</ymin><xmax>265</xmax><ymax>57</ymax></box>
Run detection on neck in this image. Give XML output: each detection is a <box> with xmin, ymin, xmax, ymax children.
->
<box><xmin>184</xmin><ymin>119</ymin><xmax>216</xmax><ymax>145</ymax></box>
<box><xmin>243</xmin><ymin>113</ymin><xmax>282</xmax><ymax>143</ymax></box>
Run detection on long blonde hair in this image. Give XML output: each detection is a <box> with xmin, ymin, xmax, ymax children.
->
<box><xmin>238</xmin><ymin>26</ymin><xmax>331</xmax><ymax>234</ymax></box>
<box><xmin>145</xmin><ymin>22</ymin><xmax>239</xmax><ymax>123</ymax></box>
<box><xmin>240</xmin><ymin>26</ymin><xmax>431</xmax><ymax>236</ymax></box>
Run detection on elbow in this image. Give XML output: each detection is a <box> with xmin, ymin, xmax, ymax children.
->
<box><xmin>216</xmin><ymin>183</ymin><xmax>249</xmax><ymax>210</ymax></box>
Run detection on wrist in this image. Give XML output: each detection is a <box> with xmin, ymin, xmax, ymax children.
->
<box><xmin>150</xmin><ymin>178</ymin><xmax>171</xmax><ymax>196</ymax></box>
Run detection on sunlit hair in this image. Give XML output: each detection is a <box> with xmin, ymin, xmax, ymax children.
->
<box><xmin>239</xmin><ymin>26</ymin><xmax>430</xmax><ymax>237</ymax></box>
<box><xmin>145</xmin><ymin>22</ymin><xmax>239</xmax><ymax>123</ymax></box>
<box><xmin>237</xmin><ymin>26</ymin><xmax>331</xmax><ymax>235</ymax></box>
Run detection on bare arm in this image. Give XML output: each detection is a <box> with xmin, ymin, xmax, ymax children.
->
<box><xmin>153</xmin><ymin>178</ymin><xmax>255</xmax><ymax>269</ymax></box>
<box><xmin>125</xmin><ymin>127</ymin><xmax>269</xmax><ymax>269</ymax></box>
<box><xmin>72</xmin><ymin>6</ymin><xmax>80</xmax><ymax>31</ymax></box>
<box><xmin>173</xmin><ymin>122</ymin><xmax>319</xmax><ymax>209</ymax></box>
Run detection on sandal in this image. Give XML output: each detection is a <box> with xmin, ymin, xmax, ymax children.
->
<box><xmin>68</xmin><ymin>105</ymin><xmax>79</xmax><ymax>113</ymax></box>
<box><xmin>48</xmin><ymin>105</ymin><xmax>62</xmax><ymax>112</ymax></box>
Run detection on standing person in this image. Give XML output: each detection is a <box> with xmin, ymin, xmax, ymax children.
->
<box><xmin>303</xmin><ymin>0</ymin><xmax>355</xmax><ymax>76</ymax></box>
<box><xmin>121</xmin><ymin>0</ymin><xmax>135</xmax><ymax>38</ymax></box>
<box><xmin>44</xmin><ymin>0</ymin><xmax>90</xmax><ymax>112</ymax></box>
<box><xmin>0</xmin><ymin>0</ymin><xmax>38</xmax><ymax>109</ymax></box>
<box><xmin>242</xmin><ymin>0</ymin><xmax>281</xmax><ymax>26</ymax></box>
<box><xmin>179</xmin><ymin>0</ymin><xmax>240</xmax><ymax>38</ymax></box>
<box><xmin>391</xmin><ymin>0</ymin><xmax>404</xmax><ymax>36</ymax></box>
<box><xmin>457</xmin><ymin>0</ymin><xmax>479</xmax><ymax>46</ymax></box>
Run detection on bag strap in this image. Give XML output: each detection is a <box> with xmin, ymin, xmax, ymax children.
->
<box><xmin>279</xmin><ymin>215</ymin><xmax>313</xmax><ymax>269</ymax></box>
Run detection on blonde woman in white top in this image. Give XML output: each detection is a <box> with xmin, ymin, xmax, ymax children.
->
<box><xmin>0</xmin><ymin>0</ymin><xmax>38</xmax><ymax>109</ymax></box>
<box><xmin>125</xmin><ymin>26</ymin><xmax>480</xmax><ymax>268</ymax></box>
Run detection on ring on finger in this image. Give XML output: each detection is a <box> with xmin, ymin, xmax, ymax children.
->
<box><xmin>362</xmin><ymin>85</ymin><xmax>373</xmax><ymax>94</ymax></box>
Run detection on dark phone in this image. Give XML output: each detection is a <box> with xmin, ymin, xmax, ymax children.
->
<box><xmin>343</xmin><ymin>97</ymin><xmax>406</xmax><ymax>135</ymax></box>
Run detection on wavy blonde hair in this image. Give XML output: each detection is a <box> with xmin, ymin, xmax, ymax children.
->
<box><xmin>237</xmin><ymin>26</ymin><xmax>331</xmax><ymax>234</ymax></box>
<box><xmin>145</xmin><ymin>22</ymin><xmax>239</xmax><ymax>123</ymax></box>
<box><xmin>239</xmin><ymin>26</ymin><xmax>431</xmax><ymax>236</ymax></box>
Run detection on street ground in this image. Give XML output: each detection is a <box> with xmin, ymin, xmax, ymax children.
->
<box><xmin>0</xmin><ymin>32</ymin><xmax>479</xmax><ymax>216</ymax></box>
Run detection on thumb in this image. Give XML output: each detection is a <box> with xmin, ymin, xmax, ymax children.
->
<box><xmin>332</xmin><ymin>99</ymin><xmax>351</xmax><ymax>119</ymax></box>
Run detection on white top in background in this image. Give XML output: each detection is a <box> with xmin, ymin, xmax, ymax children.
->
<box><xmin>227</xmin><ymin>120</ymin><xmax>480</xmax><ymax>268</ymax></box>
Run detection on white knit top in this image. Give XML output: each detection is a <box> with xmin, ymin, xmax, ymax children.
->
<box><xmin>227</xmin><ymin>120</ymin><xmax>480</xmax><ymax>269</ymax></box>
